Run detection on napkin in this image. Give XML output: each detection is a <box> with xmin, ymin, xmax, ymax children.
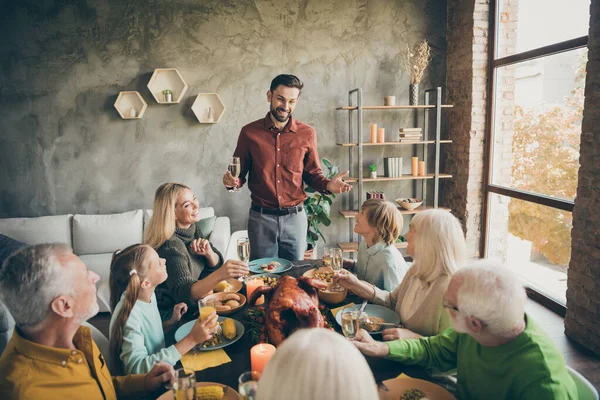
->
<box><xmin>330</xmin><ymin>302</ymin><xmax>355</xmax><ymax>318</ymax></box>
<box><xmin>181</xmin><ymin>349</ymin><xmax>231</xmax><ymax>371</ymax></box>
<box><xmin>396</xmin><ymin>373</ymin><xmax>410</xmax><ymax>379</ymax></box>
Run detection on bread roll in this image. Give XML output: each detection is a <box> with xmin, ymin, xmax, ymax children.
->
<box><xmin>215</xmin><ymin>304</ymin><xmax>231</xmax><ymax>312</ymax></box>
<box><xmin>222</xmin><ymin>293</ymin><xmax>240</xmax><ymax>302</ymax></box>
<box><xmin>225</xmin><ymin>300</ymin><xmax>240</xmax><ymax>308</ymax></box>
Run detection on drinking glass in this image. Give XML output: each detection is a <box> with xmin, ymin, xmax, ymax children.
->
<box><xmin>172</xmin><ymin>368</ymin><xmax>196</xmax><ymax>400</ymax></box>
<box><xmin>238</xmin><ymin>370</ymin><xmax>261</xmax><ymax>400</ymax></box>
<box><xmin>198</xmin><ymin>298</ymin><xmax>219</xmax><ymax>331</ymax></box>
<box><xmin>237</xmin><ymin>237</ymin><xmax>250</xmax><ymax>282</ymax></box>
<box><xmin>322</xmin><ymin>247</ymin><xmax>333</xmax><ymax>268</ymax></box>
<box><xmin>341</xmin><ymin>307</ymin><xmax>359</xmax><ymax>339</ymax></box>
<box><xmin>228</xmin><ymin>156</ymin><xmax>241</xmax><ymax>192</ymax></box>
<box><xmin>330</xmin><ymin>248</ymin><xmax>343</xmax><ymax>291</ymax></box>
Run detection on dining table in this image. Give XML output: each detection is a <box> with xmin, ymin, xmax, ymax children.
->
<box><xmin>170</xmin><ymin>259</ymin><xmax>433</xmax><ymax>392</ymax></box>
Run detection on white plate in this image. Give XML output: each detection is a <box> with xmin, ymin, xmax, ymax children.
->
<box><xmin>174</xmin><ymin>317</ymin><xmax>244</xmax><ymax>351</ymax></box>
<box><xmin>335</xmin><ymin>304</ymin><xmax>400</xmax><ymax>335</ymax></box>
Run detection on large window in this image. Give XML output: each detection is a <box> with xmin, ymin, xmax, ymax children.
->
<box><xmin>484</xmin><ymin>0</ymin><xmax>589</xmax><ymax>306</ymax></box>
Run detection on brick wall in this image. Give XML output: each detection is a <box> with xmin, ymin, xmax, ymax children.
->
<box><xmin>565</xmin><ymin>0</ymin><xmax>600</xmax><ymax>354</ymax></box>
<box><xmin>443</xmin><ymin>0</ymin><xmax>489</xmax><ymax>257</ymax></box>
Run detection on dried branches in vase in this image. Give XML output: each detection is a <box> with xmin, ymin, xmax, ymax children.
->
<box><xmin>400</xmin><ymin>40</ymin><xmax>432</xmax><ymax>85</ymax></box>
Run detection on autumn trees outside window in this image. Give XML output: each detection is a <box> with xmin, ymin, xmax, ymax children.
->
<box><xmin>484</xmin><ymin>0</ymin><xmax>590</xmax><ymax>305</ymax></box>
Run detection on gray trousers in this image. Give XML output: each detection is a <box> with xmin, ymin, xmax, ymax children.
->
<box><xmin>247</xmin><ymin>207</ymin><xmax>307</xmax><ymax>261</ymax></box>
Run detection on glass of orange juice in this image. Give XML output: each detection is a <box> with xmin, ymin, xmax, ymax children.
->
<box><xmin>198</xmin><ymin>298</ymin><xmax>218</xmax><ymax>328</ymax></box>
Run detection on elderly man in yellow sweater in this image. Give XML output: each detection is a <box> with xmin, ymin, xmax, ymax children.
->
<box><xmin>0</xmin><ymin>243</ymin><xmax>175</xmax><ymax>399</ymax></box>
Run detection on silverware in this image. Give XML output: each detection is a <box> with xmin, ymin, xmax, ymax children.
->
<box><xmin>294</xmin><ymin>263</ymin><xmax>312</xmax><ymax>268</ymax></box>
<box><xmin>358</xmin><ymin>300</ymin><xmax>368</xmax><ymax>320</ymax></box>
<box><xmin>377</xmin><ymin>381</ymin><xmax>389</xmax><ymax>392</ymax></box>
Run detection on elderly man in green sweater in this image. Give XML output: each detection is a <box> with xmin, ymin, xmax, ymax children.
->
<box><xmin>351</xmin><ymin>260</ymin><xmax>577</xmax><ymax>399</ymax></box>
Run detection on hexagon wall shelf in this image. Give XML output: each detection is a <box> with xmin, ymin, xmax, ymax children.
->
<box><xmin>147</xmin><ymin>68</ymin><xmax>188</xmax><ymax>104</ymax></box>
<box><xmin>191</xmin><ymin>93</ymin><xmax>226</xmax><ymax>123</ymax></box>
<box><xmin>114</xmin><ymin>91</ymin><xmax>147</xmax><ymax>119</ymax></box>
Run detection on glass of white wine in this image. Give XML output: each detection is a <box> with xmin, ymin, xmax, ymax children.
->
<box><xmin>330</xmin><ymin>248</ymin><xmax>343</xmax><ymax>291</ymax></box>
<box><xmin>341</xmin><ymin>307</ymin><xmax>359</xmax><ymax>339</ymax></box>
<box><xmin>228</xmin><ymin>156</ymin><xmax>241</xmax><ymax>192</ymax></box>
<box><xmin>238</xmin><ymin>370</ymin><xmax>260</xmax><ymax>400</ymax></box>
<box><xmin>172</xmin><ymin>367</ymin><xmax>196</xmax><ymax>400</ymax></box>
<box><xmin>237</xmin><ymin>237</ymin><xmax>250</xmax><ymax>282</ymax></box>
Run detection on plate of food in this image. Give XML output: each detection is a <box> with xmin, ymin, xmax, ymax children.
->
<box><xmin>175</xmin><ymin>317</ymin><xmax>244</xmax><ymax>351</ymax></box>
<box><xmin>378</xmin><ymin>376</ymin><xmax>455</xmax><ymax>400</ymax></box>
<box><xmin>213</xmin><ymin>278</ymin><xmax>243</xmax><ymax>293</ymax></box>
<box><xmin>335</xmin><ymin>304</ymin><xmax>400</xmax><ymax>335</ymax></box>
<box><xmin>202</xmin><ymin>292</ymin><xmax>246</xmax><ymax>315</ymax></box>
<box><xmin>248</xmin><ymin>258</ymin><xmax>293</xmax><ymax>274</ymax></box>
<box><xmin>248</xmin><ymin>273</ymin><xmax>280</xmax><ymax>287</ymax></box>
<box><xmin>157</xmin><ymin>382</ymin><xmax>240</xmax><ymax>400</ymax></box>
<box><xmin>302</xmin><ymin>266</ymin><xmax>334</xmax><ymax>286</ymax></box>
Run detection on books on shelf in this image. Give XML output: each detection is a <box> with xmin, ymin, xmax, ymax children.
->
<box><xmin>398</xmin><ymin>128</ymin><xmax>422</xmax><ymax>142</ymax></box>
<box><xmin>399</xmin><ymin>127</ymin><xmax>422</xmax><ymax>132</ymax></box>
<box><xmin>384</xmin><ymin>157</ymin><xmax>403</xmax><ymax>177</ymax></box>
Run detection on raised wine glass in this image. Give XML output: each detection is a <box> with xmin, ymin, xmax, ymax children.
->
<box><xmin>238</xmin><ymin>370</ymin><xmax>261</xmax><ymax>400</ymax></box>
<box><xmin>330</xmin><ymin>248</ymin><xmax>343</xmax><ymax>291</ymax></box>
<box><xmin>228</xmin><ymin>157</ymin><xmax>241</xmax><ymax>192</ymax></box>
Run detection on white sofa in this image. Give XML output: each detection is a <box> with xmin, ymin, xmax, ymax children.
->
<box><xmin>0</xmin><ymin>208</ymin><xmax>231</xmax><ymax>312</ymax></box>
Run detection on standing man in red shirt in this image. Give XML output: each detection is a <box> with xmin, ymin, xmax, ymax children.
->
<box><xmin>223</xmin><ymin>74</ymin><xmax>352</xmax><ymax>261</ymax></box>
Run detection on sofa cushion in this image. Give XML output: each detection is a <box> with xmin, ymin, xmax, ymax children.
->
<box><xmin>143</xmin><ymin>207</ymin><xmax>216</xmax><ymax>229</ymax></box>
<box><xmin>0</xmin><ymin>234</ymin><xmax>26</xmax><ymax>267</ymax></box>
<box><xmin>73</xmin><ymin>210</ymin><xmax>143</xmax><ymax>255</ymax></box>
<box><xmin>0</xmin><ymin>215</ymin><xmax>72</xmax><ymax>247</ymax></box>
<box><xmin>79</xmin><ymin>253</ymin><xmax>113</xmax><ymax>313</ymax></box>
<box><xmin>197</xmin><ymin>216</ymin><xmax>217</xmax><ymax>239</ymax></box>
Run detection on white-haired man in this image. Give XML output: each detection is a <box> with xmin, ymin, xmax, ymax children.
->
<box><xmin>0</xmin><ymin>243</ymin><xmax>175</xmax><ymax>399</ymax></box>
<box><xmin>351</xmin><ymin>260</ymin><xmax>577</xmax><ymax>399</ymax></box>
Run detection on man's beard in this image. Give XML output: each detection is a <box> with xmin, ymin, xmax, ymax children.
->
<box><xmin>450</xmin><ymin>313</ymin><xmax>470</xmax><ymax>333</ymax></box>
<box><xmin>74</xmin><ymin>300</ymin><xmax>100</xmax><ymax>324</ymax></box>
<box><xmin>270</xmin><ymin>104</ymin><xmax>291</xmax><ymax>123</ymax></box>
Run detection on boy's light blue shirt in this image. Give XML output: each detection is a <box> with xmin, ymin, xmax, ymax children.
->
<box><xmin>109</xmin><ymin>292</ymin><xmax>181</xmax><ymax>374</ymax></box>
<box><xmin>356</xmin><ymin>241</ymin><xmax>409</xmax><ymax>291</ymax></box>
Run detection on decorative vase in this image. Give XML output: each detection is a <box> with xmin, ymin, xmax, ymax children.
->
<box><xmin>207</xmin><ymin>106</ymin><xmax>215</xmax><ymax>123</ymax></box>
<box><xmin>370</xmin><ymin>171</ymin><xmax>377</xmax><ymax>179</ymax></box>
<box><xmin>128</xmin><ymin>107</ymin><xmax>136</xmax><ymax>118</ymax></box>
<box><xmin>384</xmin><ymin>96</ymin><xmax>396</xmax><ymax>106</ymax></box>
<box><xmin>164</xmin><ymin>93</ymin><xmax>173</xmax><ymax>102</ymax></box>
<box><xmin>409</xmin><ymin>83</ymin><xmax>419</xmax><ymax>105</ymax></box>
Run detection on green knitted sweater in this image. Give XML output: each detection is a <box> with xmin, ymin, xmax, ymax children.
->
<box><xmin>155</xmin><ymin>222</ymin><xmax>224</xmax><ymax>319</ymax></box>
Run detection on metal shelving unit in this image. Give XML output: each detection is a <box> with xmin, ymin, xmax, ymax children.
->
<box><xmin>336</xmin><ymin>87</ymin><xmax>452</xmax><ymax>253</ymax></box>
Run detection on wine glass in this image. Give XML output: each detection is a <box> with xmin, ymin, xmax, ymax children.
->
<box><xmin>322</xmin><ymin>247</ymin><xmax>333</xmax><ymax>268</ymax></box>
<box><xmin>228</xmin><ymin>156</ymin><xmax>241</xmax><ymax>192</ymax></box>
<box><xmin>330</xmin><ymin>248</ymin><xmax>343</xmax><ymax>291</ymax></box>
<box><xmin>238</xmin><ymin>370</ymin><xmax>261</xmax><ymax>400</ymax></box>
<box><xmin>171</xmin><ymin>367</ymin><xmax>196</xmax><ymax>400</ymax></box>
<box><xmin>341</xmin><ymin>307</ymin><xmax>359</xmax><ymax>339</ymax></box>
<box><xmin>237</xmin><ymin>237</ymin><xmax>250</xmax><ymax>282</ymax></box>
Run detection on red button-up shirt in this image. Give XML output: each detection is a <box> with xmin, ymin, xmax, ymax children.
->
<box><xmin>233</xmin><ymin>113</ymin><xmax>330</xmax><ymax>208</ymax></box>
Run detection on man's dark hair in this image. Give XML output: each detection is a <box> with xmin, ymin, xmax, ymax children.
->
<box><xmin>270</xmin><ymin>74</ymin><xmax>304</xmax><ymax>92</ymax></box>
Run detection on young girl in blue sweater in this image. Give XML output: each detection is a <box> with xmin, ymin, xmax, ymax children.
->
<box><xmin>108</xmin><ymin>244</ymin><xmax>218</xmax><ymax>374</ymax></box>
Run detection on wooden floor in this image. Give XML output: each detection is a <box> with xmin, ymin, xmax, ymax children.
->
<box><xmin>89</xmin><ymin>298</ymin><xmax>600</xmax><ymax>391</ymax></box>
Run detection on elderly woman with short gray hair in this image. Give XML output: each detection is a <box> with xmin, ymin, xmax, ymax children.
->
<box><xmin>336</xmin><ymin>209</ymin><xmax>467</xmax><ymax>339</ymax></box>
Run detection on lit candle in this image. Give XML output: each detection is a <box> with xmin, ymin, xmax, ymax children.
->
<box><xmin>378</xmin><ymin>128</ymin><xmax>385</xmax><ymax>143</ymax></box>
<box><xmin>250</xmin><ymin>343</ymin><xmax>276</xmax><ymax>374</ymax></box>
<box><xmin>418</xmin><ymin>161</ymin><xmax>425</xmax><ymax>176</ymax></box>
<box><xmin>246</xmin><ymin>278</ymin><xmax>265</xmax><ymax>305</ymax></box>
<box><xmin>411</xmin><ymin>157</ymin><xmax>419</xmax><ymax>176</ymax></box>
<box><xmin>370</xmin><ymin>124</ymin><xmax>377</xmax><ymax>143</ymax></box>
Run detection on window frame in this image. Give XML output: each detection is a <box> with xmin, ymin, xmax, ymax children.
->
<box><xmin>481</xmin><ymin>0</ymin><xmax>589</xmax><ymax>308</ymax></box>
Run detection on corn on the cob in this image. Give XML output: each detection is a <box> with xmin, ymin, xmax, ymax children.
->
<box><xmin>196</xmin><ymin>385</ymin><xmax>224</xmax><ymax>400</ymax></box>
<box><xmin>223</xmin><ymin>318</ymin><xmax>236</xmax><ymax>340</ymax></box>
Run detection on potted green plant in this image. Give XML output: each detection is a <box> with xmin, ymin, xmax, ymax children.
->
<box><xmin>162</xmin><ymin>89</ymin><xmax>173</xmax><ymax>103</ymax></box>
<box><xmin>369</xmin><ymin>163</ymin><xmax>377</xmax><ymax>179</ymax></box>
<box><xmin>303</xmin><ymin>158</ymin><xmax>339</xmax><ymax>259</ymax></box>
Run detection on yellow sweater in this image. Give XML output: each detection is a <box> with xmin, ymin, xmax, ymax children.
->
<box><xmin>0</xmin><ymin>326</ymin><xmax>147</xmax><ymax>400</ymax></box>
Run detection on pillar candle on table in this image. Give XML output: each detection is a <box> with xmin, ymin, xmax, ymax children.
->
<box><xmin>250</xmin><ymin>343</ymin><xmax>276</xmax><ymax>374</ymax></box>
<box><xmin>246</xmin><ymin>278</ymin><xmax>265</xmax><ymax>305</ymax></box>
<box><xmin>411</xmin><ymin>157</ymin><xmax>419</xmax><ymax>176</ymax></box>
<box><xmin>418</xmin><ymin>161</ymin><xmax>425</xmax><ymax>176</ymax></box>
<box><xmin>377</xmin><ymin>128</ymin><xmax>385</xmax><ymax>143</ymax></box>
<box><xmin>370</xmin><ymin>124</ymin><xmax>377</xmax><ymax>143</ymax></box>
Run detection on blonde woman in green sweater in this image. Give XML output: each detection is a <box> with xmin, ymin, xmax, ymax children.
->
<box><xmin>145</xmin><ymin>183</ymin><xmax>248</xmax><ymax>320</ymax></box>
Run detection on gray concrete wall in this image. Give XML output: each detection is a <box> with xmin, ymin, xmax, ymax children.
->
<box><xmin>0</xmin><ymin>0</ymin><xmax>446</xmax><ymax>247</ymax></box>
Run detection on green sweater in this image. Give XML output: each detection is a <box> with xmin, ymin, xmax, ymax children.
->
<box><xmin>155</xmin><ymin>222</ymin><xmax>223</xmax><ymax>319</ymax></box>
<box><xmin>387</xmin><ymin>314</ymin><xmax>577</xmax><ymax>400</ymax></box>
